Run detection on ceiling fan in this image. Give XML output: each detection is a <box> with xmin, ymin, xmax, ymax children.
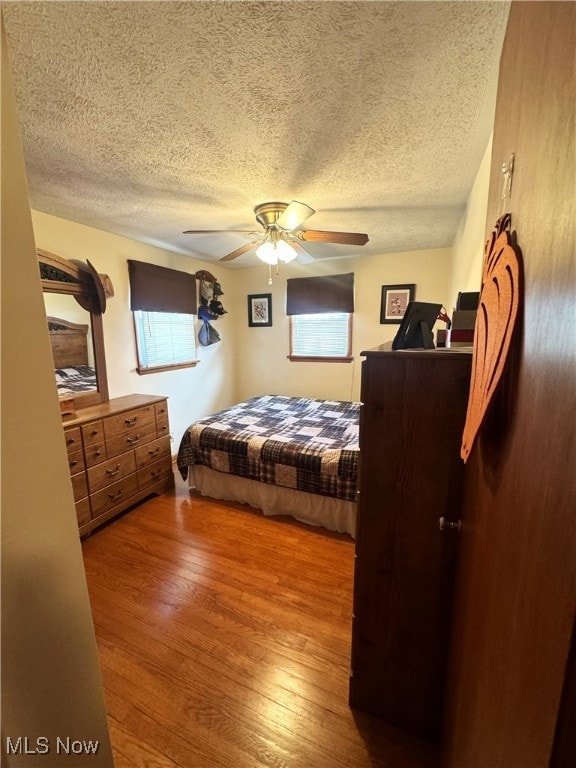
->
<box><xmin>183</xmin><ymin>201</ymin><xmax>369</xmax><ymax>264</ymax></box>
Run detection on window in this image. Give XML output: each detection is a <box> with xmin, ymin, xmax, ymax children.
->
<box><xmin>286</xmin><ymin>272</ymin><xmax>354</xmax><ymax>362</ymax></box>
<box><xmin>133</xmin><ymin>311</ymin><xmax>197</xmax><ymax>373</ymax></box>
<box><xmin>127</xmin><ymin>260</ymin><xmax>199</xmax><ymax>374</ymax></box>
<box><xmin>289</xmin><ymin>312</ymin><xmax>352</xmax><ymax>361</ymax></box>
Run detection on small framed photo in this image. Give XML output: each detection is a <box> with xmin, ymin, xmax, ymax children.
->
<box><xmin>247</xmin><ymin>293</ymin><xmax>272</xmax><ymax>327</ymax></box>
<box><xmin>380</xmin><ymin>284</ymin><xmax>416</xmax><ymax>324</ymax></box>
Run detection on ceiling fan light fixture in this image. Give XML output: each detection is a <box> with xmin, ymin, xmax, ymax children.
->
<box><xmin>256</xmin><ymin>238</ymin><xmax>297</xmax><ymax>265</ymax></box>
<box><xmin>255</xmin><ymin>240</ymin><xmax>279</xmax><ymax>265</ymax></box>
<box><xmin>276</xmin><ymin>239</ymin><xmax>298</xmax><ymax>263</ymax></box>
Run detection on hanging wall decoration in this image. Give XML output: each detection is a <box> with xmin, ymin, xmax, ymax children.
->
<box><xmin>195</xmin><ymin>269</ymin><xmax>226</xmax><ymax>346</ymax></box>
<box><xmin>247</xmin><ymin>293</ymin><xmax>272</xmax><ymax>327</ymax></box>
<box><xmin>380</xmin><ymin>284</ymin><xmax>415</xmax><ymax>324</ymax></box>
<box><xmin>460</xmin><ymin>212</ymin><xmax>523</xmax><ymax>462</ymax></box>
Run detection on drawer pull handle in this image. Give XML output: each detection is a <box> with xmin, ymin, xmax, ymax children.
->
<box><xmin>94</xmin><ymin>450</ymin><xmax>102</xmax><ymax>457</ymax></box>
<box><xmin>91</xmin><ymin>429</ymin><xmax>99</xmax><ymax>436</ymax></box>
<box><xmin>148</xmin><ymin>447</ymin><xmax>160</xmax><ymax>456</ymax></box>
<box><xmin>125</xmin><ymin>417</ymin><xmax>138</xmax><ymax>426</ymax></box>
<box><xmin>127</xmin><ymin>434</ymin><xmax>141</xmax><ymax>444</ymax></box>
<box><xmin>151</xmin><ymin>469</ymin><xmax>161</xmax><ymax>478</ymax></box>
<box><xmin>109</xmin><ymin>489</ymin><xmax>123</xmax><ymax>501</ymax></box>
<box><xmin>159</xmin><ymin>425</ymin><xmax>167</xmax><ymax>432</ymax></box>
<box><xmin>66</xmin><ymin>438</ymin><xmax>76</xmax><ymax>445</ymax></box>
<box><xmin>106</xmin><ymin>464</ymin><xmax>121</xmax><ymax>477</ymax></box>
<box><xmin>70</xmin><ymin>460</ymin><xmax>78</xmax><ymax>467</ymax></box>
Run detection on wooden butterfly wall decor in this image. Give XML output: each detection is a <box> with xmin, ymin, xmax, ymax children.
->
<box><xmin>461</xmin><ymin>213</ymin><xmax>523</xmax><ymax>462</ymax></box>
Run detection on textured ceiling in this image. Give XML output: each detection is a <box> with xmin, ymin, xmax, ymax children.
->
<box><xmin>3</xmin><ymin>1</ymin><xmax>509</xmax><ymax>268</ymax></box>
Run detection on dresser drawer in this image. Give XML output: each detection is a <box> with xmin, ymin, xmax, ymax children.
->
<box><xmin>87</xmin><ymin>453</ymin><xmax>136</xmax><ymax>493</ymax></box>
<box><xmin>71</xmin><ymin>471</ymin><xmax>88</xmax><ymax>502</ymax></box>
<box><xmin>156</xmin><ymin>417</ymin><xmax>170</xmax><ymax>438</ymax></box>
<box><xmin>67</xmin><ymin>448</ymin><xmax>85</xmax><ymax>475</ymax></box>
<box><xmin>106</xmin><ymin>422</ymin><xmax>157</xmax><ymax>458</ymax></box>
<box><xmin>104</xmin><ymin>405</ymin><xmax>155</xmax><ymax>439</ymax></box>
<box><xmin>90</xmin><ymin>474</ymin><xmax>139</xmax><ymax>518</ymax></box>
<box><xmin>155</xmin><ymin>401</ymin><xmax>169</xmax><ymax>420</ymax></box>
<box><xmin>137</xmin><ymin>455</ymin><xmax>173</xmax><ymax>489</ymax></box>
<box><xmin>64</xmin><ymin>427</ymin><xmax>82</xmax><ymax>453</ymax></box>
<box><xmin>75</xmin><ymin>498</ymin><xmax>91</xmax><ymax>526</ymax></box>
<box><xmin>84</xmin><ymin>441</ymin><xmax>107</xmax><ymax>468</ymax></box>
<box><xmin>82</xmin><ymin>420</ymin><xmax>104</xmax><ymax>446</ymax></box>
<box><xmin>134</xmin><ymin>435</ymin><xmax>171</xmax><ymax>470</ymax></box>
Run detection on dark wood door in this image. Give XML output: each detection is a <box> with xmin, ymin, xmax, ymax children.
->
<box><xmin>442</xmin><ymin>4</ymin><xmax>576</xmax><ymax>767</ymax></box>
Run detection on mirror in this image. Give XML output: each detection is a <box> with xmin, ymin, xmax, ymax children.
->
<box><xmin>44</xmin><ymin>294</ymin><xmax>97</xmax><ymax>392</ymax></box>
<box><xmin>38</xmin><ymin>249</ymin><xmax>110</xmax><ymax>411</ymax></box>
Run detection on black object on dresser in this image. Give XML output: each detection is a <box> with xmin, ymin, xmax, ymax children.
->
<box><xmin>349</xmin><ymin>347</ymin><xmax>472</xmax><ymax>740</ymax></box>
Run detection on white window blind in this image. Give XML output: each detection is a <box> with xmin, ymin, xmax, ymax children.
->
<box><xmin>291</xmin><ymin>313</ymin><xmax>350</xmax><ymax>357</ymax></box>
<box><xmin>134</xmin><ymin>310</ymin><xmax>196</xmax><ymax>371</ymax></box>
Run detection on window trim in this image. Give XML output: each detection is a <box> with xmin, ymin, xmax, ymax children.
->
<box><xmin>132</xmin><ymin>311</ymin><xmax>199</xmax><ymax>375</ymax></box>
<box><xmin>136</xmin><ymin>360</ymin><xmax>200</xmax><ymax>375</ymax></box>
<box><xmin>288</xmin><ymin>314</ymin><xmax>353</xmax><ymax>363</ymax></box>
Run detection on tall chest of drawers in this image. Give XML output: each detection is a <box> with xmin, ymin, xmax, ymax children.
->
<box><xmin>63</xmin><ymin>394</ymin><xmax>174</xmax><ymax>535</ymax></box>
<box><xmin>350</xmin><ymin>348</ymin><xmax>472</xmax><ymax>740</ymax></box>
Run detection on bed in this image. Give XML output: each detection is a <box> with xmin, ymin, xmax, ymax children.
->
<box><xmin>177</xmin><ymin>394</ymin><xmax>360</xmax><ymax>537</ymax></box>
<box><xmin>48</xmin><ymin>316</ymin><xmax>97</xmax><ymax>396</ymax></box>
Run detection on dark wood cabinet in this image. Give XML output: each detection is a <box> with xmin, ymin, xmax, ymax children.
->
<box><xmin>63</xmin><ymin>394</ymin><xmax>175</xmax><ymax>535</ymax></box>
<box><xmin>349</xmin><ymin>347</ymin><xmax>472</xmax><ymax>740</ymax></box>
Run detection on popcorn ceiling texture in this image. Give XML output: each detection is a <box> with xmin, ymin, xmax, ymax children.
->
<box><xmin>4</xmin><ymin>1</ymin><xmax>509</xmax><ymax>267</ymax></box>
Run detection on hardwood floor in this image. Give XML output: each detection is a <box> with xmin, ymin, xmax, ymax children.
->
<box><xmin>82</xmin><ymin>474</ymin><xmax>438</xmax><ymax>768</ymax></box>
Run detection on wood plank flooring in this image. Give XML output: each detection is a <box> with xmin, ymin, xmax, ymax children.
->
<box><xmin>82</xmin><ymin>474</ymin><xmax>438</xmax><ymax>768</ymax></box>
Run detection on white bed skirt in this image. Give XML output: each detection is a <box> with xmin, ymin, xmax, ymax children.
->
<box><xmin>188</xmin><ymin>465</ymin><xmax>356</xmax><ymax>538</ymax></box>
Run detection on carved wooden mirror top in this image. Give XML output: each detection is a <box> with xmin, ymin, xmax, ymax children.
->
<box><xmin>38</xmin><ymin>248</ymin><xmax>112</xmax><ymax>410</ymax></box>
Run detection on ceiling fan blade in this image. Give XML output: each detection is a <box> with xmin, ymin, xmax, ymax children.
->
<box><xmin>183</xmin><ymin>229</ymin><xmax>257</xmax><ymax>235</ymax></box>
<box><xmin>290</xmin><ymin>241</ymin><xmax>315</xmax><ymax>264</ymax></box>
<box><xmin>219</xmin><ymin>241</ymin><xmax>260</xmax><ymax>262</ymax></box>
<box><xmin>298</xmin><ymin>230</ymin><xmax>369</xmax><ymax>246</ymax></box>
<box><xmin>276</xmin><ymin>201</ymin><xmax>315</xmax><ymax>231</ymax></box>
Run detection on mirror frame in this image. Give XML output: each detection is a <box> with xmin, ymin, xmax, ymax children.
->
<box><xmin>38</xmin><ymin>248</ymin><xmax>109</xmax><ymax>409</ymax></box>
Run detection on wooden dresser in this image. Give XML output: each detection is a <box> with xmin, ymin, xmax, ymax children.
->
<box><xmin>349</xmin><ymin>347</ymin><xmax>472</xmax><ymax>740</ymax></box>
<box><xmin>63</xmin><ymin>394</ymin><xmax>174</xmax><ymax>535</ymax></box>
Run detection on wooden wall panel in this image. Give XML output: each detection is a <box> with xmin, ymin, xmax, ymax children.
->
<box><xmin>443</xmin><ymin>3</ymin><xmax>576</xmax><ymax>767</ymax></box>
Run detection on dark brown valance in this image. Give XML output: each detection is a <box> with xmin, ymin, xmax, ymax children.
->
<box><xmin>128</xmin><ymin>260</ymin><xmax>197</xmax><ymax>314</ymax></box>
<box><xmin>286</xmin><ymin>273</ymin><xmax>354</xmax><ymax>315</ymax></box>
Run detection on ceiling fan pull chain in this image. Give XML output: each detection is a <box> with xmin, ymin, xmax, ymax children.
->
<box><xmin>268</xmin><ymin>265</ymin><xmax>273</xmax><ymax>285</ymax></box>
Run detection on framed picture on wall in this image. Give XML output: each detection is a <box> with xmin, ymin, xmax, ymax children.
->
<box><xmin>247</xmin><ymin>293</ymin><xmax>272</xmax><ymax>327</ymax></box>
<box><xmin>380</xmin><ymin>284</ymin><xmax>415</xmax><ymax>324</ymax></box>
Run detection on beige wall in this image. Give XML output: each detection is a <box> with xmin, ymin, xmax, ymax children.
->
<box><xmin>448</xmin><ymin>136</ymin><xmax>493</xmax><ymax>310</ymax></box>
<box><xmin>32</xmin><ymin>210</ymin><xmax>237</xmax><ymax>446</ymax></box>
<box><xmin>230</xmin><ymin>247</ymin><xmax>453</xmax><ymax>403</ymax></box>
<box><xmin>1</xmin><ymin>21</ymin><xmax>113</xmax><ymax>766</ymax></box>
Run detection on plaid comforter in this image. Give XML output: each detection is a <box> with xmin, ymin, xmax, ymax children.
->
<box><xmin>177</xmin><ymin>395</ymin><xmax>360</xmax><ymax>501</ymax></box>
<box><xmin>55</xmin><ymin>365</ymin><xmax>97</xmax><ymax>395</ymax></box>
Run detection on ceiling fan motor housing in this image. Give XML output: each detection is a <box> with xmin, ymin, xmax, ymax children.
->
<box><xmin>254</xmin><ymin>202</ymin><xmax>289</xmax><ymax>229</ymax></box>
